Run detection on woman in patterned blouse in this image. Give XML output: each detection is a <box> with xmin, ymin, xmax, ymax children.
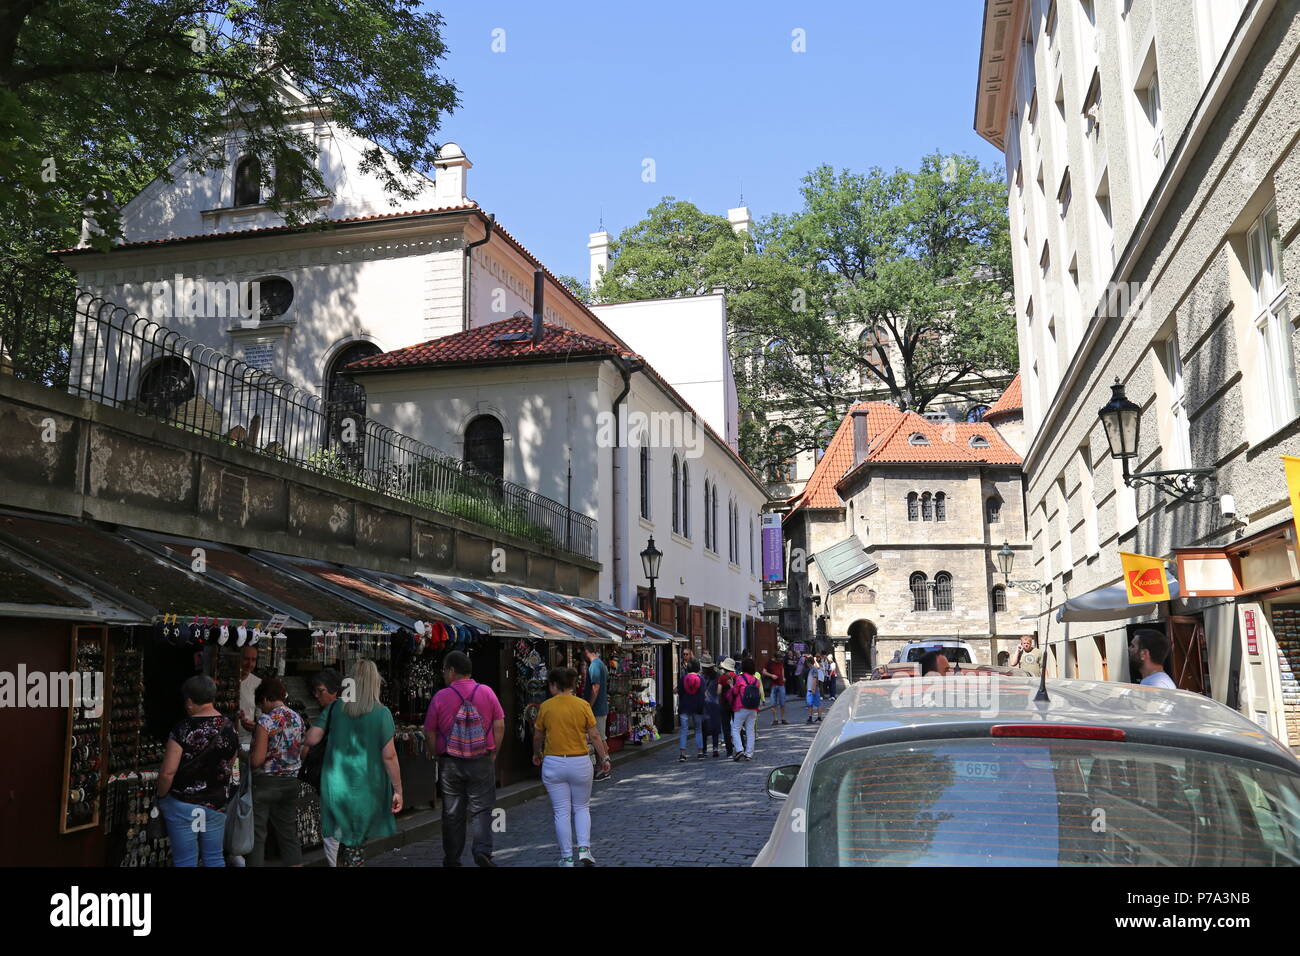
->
<box><xmin>249</xmin><ymin>676</ymin><xmax>305</xmax><ymax>866</ymax></box>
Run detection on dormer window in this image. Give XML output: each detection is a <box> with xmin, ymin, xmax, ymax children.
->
<box><xmin>908</xmin><ymin>433</ymin><xmax>929</xmax><ymax>446</ymax></box>
<box><xmin>969</xmin><ymin>435</ymin><xmax>990</xmax><ymax>448</ymax></box>
<box><xmin>234</xmin><ymin>155</ymin><xmax>261</xmax><ymax>207</ymax></box>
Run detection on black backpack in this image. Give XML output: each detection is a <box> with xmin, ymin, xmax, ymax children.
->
<box><xmin>739</xmin><ymin>675</ymin><xmax>761</xmax><ymax>709</ymax></box>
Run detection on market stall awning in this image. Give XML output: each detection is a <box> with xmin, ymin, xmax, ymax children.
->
<box><xmin>0</xmin><ymin>540</ymin><xmax>144</xmax><ymax>624</ymax></box>
<box><xmin>1055</xmin><ymin>577</ymin><xmax>1181</xmax><ymax>623</ymax></box>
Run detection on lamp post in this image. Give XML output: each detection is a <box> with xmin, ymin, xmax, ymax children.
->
<box><xmin>996</xmin><ymin>542</ymin><xmax>1049</xmax><ymax>593</ymax></box>
<box><xmin>1098</xmin><ymin>379</ymin><xmax>1215</xmax><ymax>503</ymax></box>
<box><xmin>640</xmin><ymin>536</ymin><xmax>662</xmax><ymax>620</ymax></box>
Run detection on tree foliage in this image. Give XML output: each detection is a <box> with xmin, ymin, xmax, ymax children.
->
<box><xmin>0</xmin><ymin>0</ymin><xmax>459</xmax><ymax>276</ymax></box>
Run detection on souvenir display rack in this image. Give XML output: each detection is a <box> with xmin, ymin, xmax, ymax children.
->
<box><xmin>108</xmin><ymin>630</ymin><xmax>146</xmax><ymax>773</ymax></box>
<box><xmin>103</xmin><ymin>770</ymin><xmax>172</xmax><ymax>867</ymax></box>
<box><xmin>61</xmin><ymin>625</ymin><xmax>106</xmax><ymax>834</ymax></box>
<box><xmin>1271</xmin><ymin>605</ymin><xmax>1300</xmax><ymax>746</ymax></box>
<box><xmin>513</xmin><ymin>638</ymin><xmax>548</xmax><ymax>744</ymax></box>
<box><xmin>605</xmin><ymin>653</ymin><xmax>631</xmax><ymax>741</ymax></box>
<box><xmin>626</xmin><ymin>645</ymin><xmax>660</xmax><ymax>745</ymax></box>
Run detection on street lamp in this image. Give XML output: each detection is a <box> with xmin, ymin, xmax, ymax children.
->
<box><xmin>1098</xmin><ymin>379</ymin><xmax>1215</xmax><ymax>503</ymax></box>
<box><xmin>640</xmin><ymin>536</ymin><xmax>662</xmax><ymax>615</ymax></box>
<box><xmin>997</xmin><ymin>541</ymin><xmax>1048</xmax><ymax>593</ymax></box>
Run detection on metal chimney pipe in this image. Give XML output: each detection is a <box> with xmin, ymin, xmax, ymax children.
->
<box><xmin>532</xmin><ymin>269</ymin><xmax>545</xmax><ymax>345</ymax></box>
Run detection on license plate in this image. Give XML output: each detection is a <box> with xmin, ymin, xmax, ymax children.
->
<box><xmin>955</xmin><ymin>759</ymin><xmax>1000</xmax><ymax>780</ymax></box>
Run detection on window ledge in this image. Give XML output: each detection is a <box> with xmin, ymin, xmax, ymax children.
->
<box><xmin>201</xmin><ymin>196</ymin><xmax>334</xmax><ymax>218</ymax></box>
<box><xmin>638</xmin><ymin>516</ymin><xmax>654</xmax><ymax>532</ymax></box>
<box><xmin>671</xmin><ymin>532</ymin><xmax>691</xmax><ymax>548</ymax></box>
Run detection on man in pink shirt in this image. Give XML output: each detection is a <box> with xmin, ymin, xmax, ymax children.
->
<box><xmin>423</xmin><ymin>650</ymin><xmax>506</xmax><ymax>867</ymax></box>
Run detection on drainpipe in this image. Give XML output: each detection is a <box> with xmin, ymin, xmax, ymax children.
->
<box><xmin>462</xmin><ymin>213</ymin><xmax>495</xmax><ymax>331</ymax></box>
<box><xmin>611</xmin><ymin>355</ymin><xmax>643</xmax><ymax>608</ymax></box>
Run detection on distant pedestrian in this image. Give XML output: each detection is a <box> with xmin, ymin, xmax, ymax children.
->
<box><xmin>699</xmin><ymin>656</ymin><xmax>723</xmax><ymax>757</ymax></box>
<box><xmin>718</xmin><ymin>658</ymin><xmax>738</xmax><ymax>756</ymax></box>
<box><xmin>583</xmin><ymin>642</ymin><xmax>611</xmax><ymax>780</ymax></box>
<box><xmin>784</xmin><ymin>649</ymin><xmax>798</xmax><ymax>695</ymax></box>
<box><xmin>997</xmin><ymin>651</ymin><xmax>1010</xmax><ymax>667</ymax></box>
<box><xmin>307</xmin><ymin>667</ymin><xmax>343</xmax><ymax>866</ymax></box>
<box><xmin>805</xmin><ymin>656</ymin><xmax>824</xmax><ymax>724</ymax></box>
<box><xmin>155</xmin><ymin>675</ymin><xmax>239</xmax><ymax>867</ymax></box>
<box><xmin>763</xmin><ymin>655</ymin><xmax>787</xmax><ymax>725</ymax></box>
<box><xmin>678</xmin><ymin>660</ymin><xmax>705</xmax><ymax>760</ymax></box>
<box><xmin>308</xmin><ymin>660</ymin><xmax>402</xmax><ymax>867</ymax></box>
<box><xmin>794</xmin><ymin>651</ymin><xmax>807</xmax><ymax>697</ymax></box>
<box><xmin>821</xmin><ymin>654</ymin><xmax>839</xmax><ymax>700</ymax></box>
<box><xmin>920</xmin><ymin>651</ymin><xmax>950</xmax><ymax>676</ymax></box>
<box><xmin>730</xmin><ymin>660</ymin><xmax>761</xmax><ymax>761</ymax></box>
<box><xmin>249</xmin><ymin>677</ymin><xmax>304</xmax><ymax>867</ymax></box>
<box><xmin>533</xmin><ymin>666</ymin><xmax>611</xmax><ymax>867</ymax></box>
<box><xmin>425</xmin><ymin>650</ymin><xmax>506</xmax><ymax>867</ymax></box>
<box><xmin>1011</xmin><ymin>635</ymin><xmax>1043</xmax><ymax>676</ymax></box>
<box><xmin>1131</xmin><ymin>629</ymin><xmax>1177</xmax><ymax>689</ymax></box>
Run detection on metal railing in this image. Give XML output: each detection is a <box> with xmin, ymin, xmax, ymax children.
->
<box><xmin>0</xmin><ymin>269</ymin><xmax>596</xmax><ymax>560</ymax></box>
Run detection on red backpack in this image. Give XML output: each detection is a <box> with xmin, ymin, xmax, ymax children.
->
<box><xmin>683</xmin><ymin>672</ymin><xmax>701</xmax><ymax>695</ymax></box>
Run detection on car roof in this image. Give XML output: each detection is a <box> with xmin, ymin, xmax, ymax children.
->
<box><xmin>816</xmin><ymin>676</ymin><xmax>1299</xmax><ymax>770</ymax></box>
<box><xmin>900</xmin><ymin>639</ymin><xmax>973</xmax><ymax>647</ymax></box>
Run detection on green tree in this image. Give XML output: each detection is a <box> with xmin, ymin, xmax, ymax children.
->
<box><xmin>0</xmin><ymin>0</ymin><xmax>459</xmax><ymax>275</ymax></box>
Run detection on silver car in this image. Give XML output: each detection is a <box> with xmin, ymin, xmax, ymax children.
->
<box><xmin>755</xmin><ymin>676</ymin><xmax>1300</xmax><ymax>866</ymax></box>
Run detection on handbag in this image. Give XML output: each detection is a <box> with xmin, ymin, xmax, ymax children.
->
<box><xmin>224</xmin><ymin>753</ymin><xmax>254</xmax><ymax>857</ymax></box>
<box><xmin>299</xmin><ymin>703</ymin><xmax>332</xmax><ymax>791</ymax></box>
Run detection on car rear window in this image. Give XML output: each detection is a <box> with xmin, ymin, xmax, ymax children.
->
<box><xmin>905</xmin><ymin>646</ymin><xmax>973</xmax><ymax>663</ymax></box>
<box><xmin>807</xmin><ymin>738</ymin><xmax>1300</xmax><ymax>866</ymax></box>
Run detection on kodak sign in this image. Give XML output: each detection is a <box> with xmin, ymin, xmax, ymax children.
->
<box><xmin>1120</xmin><ymin>552</ymin><xmax>1171</xmax><ymax>604</ymax></box>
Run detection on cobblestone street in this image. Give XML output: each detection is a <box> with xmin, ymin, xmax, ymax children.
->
<box><xmin>372</xmin><ymin>696</ymin><xmax>824</xmax><ymax>867</ymax></box>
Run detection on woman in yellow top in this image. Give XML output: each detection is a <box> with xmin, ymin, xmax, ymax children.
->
<box><xmin>533</xmin><ymin>666</ymin><xmax>611</xmax><ymax>867</ymax></box>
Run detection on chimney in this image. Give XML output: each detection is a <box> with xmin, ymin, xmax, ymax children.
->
<box><xmin>727</xmin><ymin>206</ymin><xmax>752</xmax><ymax>235</ymax></box>
<box><xmin>434</xmin><ymin>142</ymin><xmax>472</xmax><ymax>207</ymax></box>
<box><xmin>588</xmin><ymin>231</ymin><xmax>611</xmax><ymax>290</ymax></box>
<box><xmin>852</xmin><ymin>407</ymin><xmax>870</xmax><ymax>466</ymax></box>
<box><xmin>532</xmin><ymin>269</ymin><xmax>545</xmax><ymax>345</ymax></box>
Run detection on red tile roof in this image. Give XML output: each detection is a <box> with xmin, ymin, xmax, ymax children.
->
<box><xmin>983</xmin><ymin>373</ymin><xmax>1023</xmax><ymax>422</ymax></box>
<box><xmin>345</xmin><ymin>316</ymin><xmax>627</xmax><ymax>371</ymax></box>
<box><xmin>786</xmin><ymin>401</ymin><xmax>1023</xmax><ymax>517</ymax></box>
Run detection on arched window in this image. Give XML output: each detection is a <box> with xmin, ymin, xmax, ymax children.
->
<box><xmin>671</xmin><ymin>455</ymin><xmax>680</xmax><ymax>534</ymax></box>
<box><xmin>935</xmin><ymin>491</ymin><xmax>946</xmax><ymax>522</ymax></box>
<box><xmin>138</xmin><ymin>356</ymin><xmax>195</xmax><ymax>419</ymax></box>
<box><xmin>968</xmin><ymin>434</ymin><xmax>990</xmax><ymax>448</ymax></box>
<box><xmin>986</xmin><ymin>495</ymin><xmax>1003</xmax><ymax>524</ymax></box>
<box><xmin>910</xmin><ymin>572</ymin><xmax>929</xmax><ymax>612</ymax></box>
<box><xmin>325</xmin><ymin>341</ymin><xmax>381</xmax><ymax>460</ymax></box>
<box><xmin>729</xmin><ymin>501</ymin><xmax>736</xmax><ymax>561</ymax></box>
<box><xmin>966</xmin><ymin>404</ymin><xmax>990</xmax><ymax>422</ymax></box>
<box><xmin>907</xmin><ymin>492</ymin><xmax>919</xmax><ymax>521</ymax></box>
<box><xmin>733</xmin><ymin>502</ymin><xmax>740</xmax><ymax>562</ymax></box>
<box><xmin>921</xmin><ymin>492</ymin><xmax>934</xmax><ymax>522</ymax></box>
<box><xmin>464</xmin><ymin>415</ymin><xmax>505</xmax><ymax>484</ymax></box>
<box><xmin>934</xmin><ymin>572</ymin><xmax>953</xmax><ymax>612</ymax></box>
<box><xmin>749</xmin><ymin>516</ymin><xmax>754</xmax><ymax>571</ymax></box>
<box><xmin>908</xmin><ymin>433</ymin><xmax>930</xmax><ymax>445</ymax></box>
<box><xmin>992</xmin><ymin>585</ymin><xmax>1007</xmax><ymax>612</ymax></box>
<box><xmin>249</xmin><ymin>276</ymin><xmax>294</xmax><ymax>322</ymax></box>
<box><xmin>703</xmin><ymin>479</ymin><xmax>711</xmax><ymax>550</ymax></box>
<box><xmin>681</xmin><ymin>462</ymin><xmax>691</xmax><ymax>538</ymax></box>
<box><xmin>234</xmin><ymin>155</ymin><xmax>261</xmax><ymax>207</ymax></box>
<box><xmin>639</xmin><ymin>445</ymin><xmax>650</xmax><ymax>519</ymax></box>
<box><xmin>712</xmin><ymin>485</ymin><xmax>719</xmax><ymax>554</ymax></box>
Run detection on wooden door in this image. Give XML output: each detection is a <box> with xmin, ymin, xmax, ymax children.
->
<box><xmin>657</xmin><ymin>597</ymin><xmax>675</xmax><ymax>629</ymax></box>
<box><xmin>1168</xmin><ymin>616</ymin><xmax>1210</xmax><ymax>696</ymax></box>
<box><xmin>690</xmin><ymin>605</ymin><xmax>705</xmax><ymax>657</ymax></box>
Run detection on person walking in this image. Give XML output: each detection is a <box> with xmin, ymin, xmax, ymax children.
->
<box><xmin>249</xmin><ymin>677</ymin><xmax>305</xmax><ymax>867</ymax></box>
<box><xmin>155</xmin><ymin>675</ymin><xmax>240</xmax><ymax>867</ymax></box>
<box><xmin>678</xmin><ymin>661</ymin><xmax>705</xmax><ymax>760</ymax></box>
<box><xmin>822</xmin><ymin>653</ymin><xmax>840</xmax><ymax>701</ymax></box>
<box><xmin>717</xmin><ymin>658</ymin><xmax>737</xmax><ymax>757</ymax></box>
<box><xmin>763</xmin><ymin>655</ymin><xmax>787</xmax><ymax>726</ymax></box>
<box><xmin>730</xmin><ymin>660</ymin><xmax>761</xmax><ymax>761</ymax></box>
<box><xmin>699</xmin><ymin>655</ymin><xmax>723</xmax><ymax>757</ymax></box>
<box><xmin>304</xmin><ymin>660</ymin><xmax>402</xmax><ymax>867</ymax></box>
<box><xmin>1131</xmin><ymin>629</ymin><xmax>1177</xmax><ymax>689</ymax></box>
<box><xmin>307</xmin><ymin>668</ymin><xmax>343</xmax><ymax>866</ymax></box>
<box><xmin>425</xmin><ymin>650</ymin><xmax>505</xmax><ymax>867</ymax></box>
<box><xmin>533</xmin><ymin>666</ymin><xmax>611</xmax><ymax>867</ymax></box>
<box><xmin>582</xmin><ymin>642</ymin><xmax>611</xmax><ymax>780</ymax></box>
<box><xmin>805</xmin><ymin>655</ymin><xmax>824</xmax><ymax>723</ymax></box>
<box><xmin>794</xmin><ymin>652</ymin><xmax>808</xmax><ymax>698</ymax></box>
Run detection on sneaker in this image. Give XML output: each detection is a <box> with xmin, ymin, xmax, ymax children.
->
<box><xmin>679</xmin><ymin>752</ymin><xmax>687</xmax><ymax>762</ymax></box>
<box><xmin>697</xmin><ymin>750</ymin><xmax>706</xmax><ymax>759</ymax></box>
<box><xmin>733</xmin><ymin>753</ymin><xmax>744</xmax><ymax>762</ymax></box>
<box><xmin>558</xmin><ymin>856</ymin><xmax>575</xmax><ymax>867</ymax></box>
<box><xmin>806</xmin><ymin>716</ymin><xmax>813</xmax><ymax>724</ymax></box>
<box><xmin>577</xmin><ymin>846</ymin><xmax>596</xmax><ymax>866</ymax></box>
<box><xmin>594</xmin><ymin>769</ymin><xmax>611</xmax><ymax>781</ymax></box>
<box><xmin>473</xmin><ymin>852</ymin><xmax>497</xmax><ymax>868</ymax></box>
<box><xmin>816</xmin><ymin>717</ymin><xmax>822</xmax><ymax>723</ymax></box>
<box><xmin>712</xmin><ymin>750</ymin><xmax>720</xmax><ymax>758</ymax></box>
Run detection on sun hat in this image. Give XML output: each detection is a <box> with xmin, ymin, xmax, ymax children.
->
<box><xmin>720</xmin><ymin>657</ymin><xmax>737</xmax><ymax>673</ymax></box>
<box><xmin>699</xmin><ymin>653</ymin><xmax>716</xmax><ymax>668</ymax></box>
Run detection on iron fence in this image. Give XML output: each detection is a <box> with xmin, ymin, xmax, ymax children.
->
<box><xmin>0</xmin><ymin>269</ymin><xmax>596</xmax><ymax>560</ymax></box>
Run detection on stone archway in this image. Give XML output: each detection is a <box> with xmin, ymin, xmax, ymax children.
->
<box><xmin>847</xmin><ymin>619</ymin><xmax>878</xmax><ymax>681</ymax></box>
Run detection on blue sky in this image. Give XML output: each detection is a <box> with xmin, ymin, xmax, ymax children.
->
<box><xmin>422</xmin><ymin>1</ymin><xmax>1003</xmax><ymax>280</ymax></box>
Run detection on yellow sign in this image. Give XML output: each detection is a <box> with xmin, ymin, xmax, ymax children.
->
<box><xmin>1120</xmin><ymin>551</ymin><xmax>1171</xmax><ymax>604</ymax></box>
<box><xmin>1283</xmin><ymin>455</ymin><xmax>1300</xmax><ymax>547</ymax></box>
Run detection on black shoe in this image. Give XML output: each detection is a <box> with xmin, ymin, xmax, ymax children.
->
<box><xmin>733</xmin><ymin>752</ymin><xmax>744</xmax><ymax>761</ymax></box>
<box><xmin>679</xmin><ymin>752</ymin><xmax>687</xmax><ymax>762</ymax></box>
<box><xmin>473</xmin><ymin>852</ymin><xmax>496</xmax><ymax>868</ymax></box>
<box><xmin>712</xmin><ymin>750</ymin><xmax>719</xmax><ymax>758</ymax></box>
<box><xmin>594</xmin><ymin>769</ymin><xmax>611</xmax><ymax>781</ymax></box>
<box><xmin>697</xmin><ymin>750</ymin><xmax>706</xmax><ymax>759</ymax></box>
<box><xmin>806</xmin><ymin>716</ymin><xmax>813</xmax><ymax>724</ymax></box>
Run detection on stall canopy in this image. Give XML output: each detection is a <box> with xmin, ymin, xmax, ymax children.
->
<box><xmin>0</xmin><ymin>539</ymin><xmax>144</xmax><ymax>624</ymax></box>
<box><xmin>1055</xmin><ymin>577</ymin><xmax>1182</xmax><ymax>623</ymax></box>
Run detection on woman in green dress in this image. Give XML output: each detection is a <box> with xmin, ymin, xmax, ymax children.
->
<box><xmin>303</xmin><ymin>658</ymin><xmax>402</xmax><ymax>866</ymax></box>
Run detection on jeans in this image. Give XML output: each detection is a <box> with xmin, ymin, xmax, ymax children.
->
<box><xmin>770</xmin><ymin>686</ymin><xmax>787</xmax><ymax>709</ymax></box>
<box><xmin>679</xmin><ymin>712</ymin><xmax>703</xmax><ymax>750</ymax></box>
<box><xmin>541</xmin><ymin>755</ymin><xmax>593</xmax><ymax>859</ymax></box>
<box><xmin>159</xmin><ymin>795</ymin><xmax>227</xmax><ymax>867</ymax></box>
<box><xmin>731</xmin><ymin>708</ymin><xmax>757</xmax><ymax>757</ymax></box>
<box><xmin>720</xmin><ymin>706</ymin><xmax>734</xmax><ymax>754</ymax></box>
<box><xmin>250</xmin><ymin>773</ymin><xmax>302</xmax><ymax>866</ymax></box>
<box><xmin>439</xmin><ymin>754</ymin><xmax>496</xmax><ymax>865</ymax></box>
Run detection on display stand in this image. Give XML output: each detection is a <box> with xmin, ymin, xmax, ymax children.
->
<box><xmin>60</xmin><ymin>625</ymin><xmax>106</xmax><ymax>834</ymax></box>
<box><xmin>626</xmin><ymin>645</ymin><xmax>659</xmax><ymax>745</ymax></box>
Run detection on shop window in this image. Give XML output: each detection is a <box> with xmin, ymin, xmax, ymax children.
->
<box><xmin>910</xmin><ymin>572</ymin><xmax>929</xmax><ymax>612</ymax></box>
<box><xmin>935</xmin><ymin>572</ymin><xmax>953</xmax><ymax>612</ymax></box>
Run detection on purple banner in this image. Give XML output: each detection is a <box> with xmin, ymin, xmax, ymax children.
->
<box><xmin>761</xmin><ymin>514</ymin><xmax>784</xmax><ymax>583</ymax></box>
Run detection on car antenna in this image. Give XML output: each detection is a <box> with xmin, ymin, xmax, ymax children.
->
<box><xmin>1034</xmin><ymin>650</ymin><xmax>1050</xmax><ymax>703</ymax></box>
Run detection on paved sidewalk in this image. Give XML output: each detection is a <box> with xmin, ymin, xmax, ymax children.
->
<box><xmin>371</xmin><ymin>693</ymin><xmax>827</xmax><ymax>867</ymax></box>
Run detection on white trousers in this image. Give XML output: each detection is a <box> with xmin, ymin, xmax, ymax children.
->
<box><xmin>731</xmin><ymin>708</ymin><xmax>757</xmax><ymax>757</ymax></box>
<box><xmin>324</xmin><ymin>837</ymin><xmax>339</xmax><ymax>867</ymax></box>
<box><xmin>542</xmin><ymin>755</ymin><xmax>594</xmax><ymax>858</ymax></box>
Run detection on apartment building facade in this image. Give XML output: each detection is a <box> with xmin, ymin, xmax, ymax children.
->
<box><xmin>975</xmin><ymin>0</ymin><xmax>1300</xmax><ymax>743</ymax></box>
